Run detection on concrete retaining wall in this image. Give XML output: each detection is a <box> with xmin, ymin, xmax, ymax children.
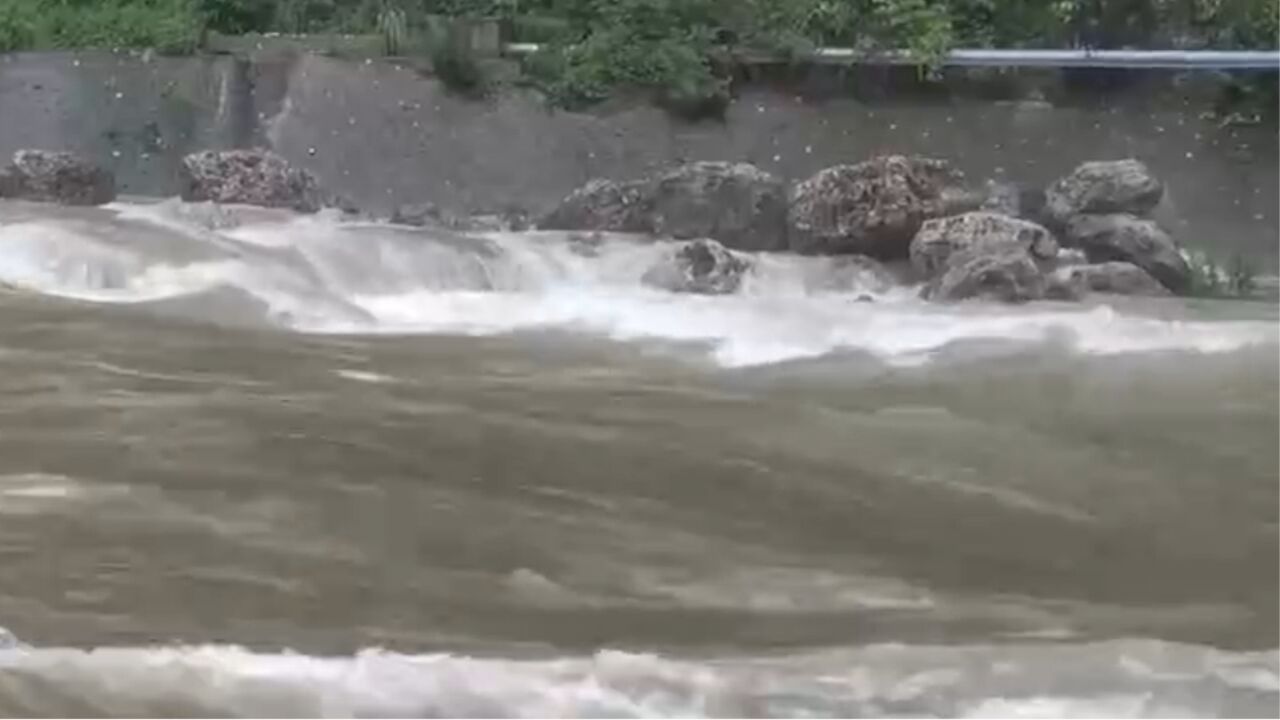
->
<box><xmin>1</xmin><ymin>50</ymin><xmax>1275</xmax><ymax>268</ymax></box>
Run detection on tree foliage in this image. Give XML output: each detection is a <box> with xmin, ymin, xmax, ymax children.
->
<box><xmin>1</xmin><ymin>0</ymin><xmax>1275</xmax><ymax>108</ymax></box>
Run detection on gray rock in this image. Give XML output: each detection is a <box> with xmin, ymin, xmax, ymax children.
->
<box><xmin>1045</xmin><ymin>159</ymin><xmax>1163</xmax><ymax>225</ymax></box>
<box><xmin>390</xmin><ymin>201</ymin><xmax>444</xmax><ymax>227</ymax></box>
<box><xmin>788</xmin><ymin>155</ymin><xmax>976</xmax><ymax>259</ymax></box>
<box><xmin>539</xmin><ymin>178</ymin><xmax>656</xmax><ymax>235</ymax></box>
<box><xmin>1044</xmin><ymin>269</ymin><xmax>1088</xmax><ymax>301</ymax></box>
<box><xmin>1064</xmin><ymin>213</ymin><xmax>1191</xmax><ymax>294</ymax></box>
<box><xmin>641</xmin><ymin>238</ymin><xmax>753</xmax><ymax>295</ymax></box>
<box><xmin>909</xmin><ymin>211</ymin><xmax>1057</xmax><ymax>280</ymax></box>
<box><xmin>1053</xmin><ymin>261</ymin><xmax>1172</xmax><ymax>297</ymax></box>
<box><xmin>179</xmin><ymin>149</ymin><xmax>325</xmax><ymax>212</ymax></box>
<box><xmin>0</xmin><ymin>150</ymin><xmax>115</xmax><ymax>205</ymax></box>
<box><xmin>923</xmin><ymin>246</ymin><xmax>1047</xmax><ymax>303</ymax></box>
<box><xmin>648</xmin><ymin>162</ymin><xmax>788</xmax><ymax>251</ymax></box>
<box><xmin>539</xmin><ymin>162</ymin><xmax>787</xmax><ymax>251</ymax></box>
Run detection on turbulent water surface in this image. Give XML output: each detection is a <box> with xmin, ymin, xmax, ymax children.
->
<box><xmin>0</xmin><ymin>198</ymin><xmax>1276</xmax><ymax>717</ymax></box>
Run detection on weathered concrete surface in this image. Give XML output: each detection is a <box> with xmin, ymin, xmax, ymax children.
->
<box><xmin>2</xmin><ymin>50</ymin><xmax>1276</xmax><ymax>269</ymax></box>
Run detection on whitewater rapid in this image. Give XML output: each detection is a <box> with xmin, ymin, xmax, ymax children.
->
<box><xmin>0</xmin><ymin>635</ymin><xmax>1275</xmax><ymax>718</ymax></box>
<box><xmin>0</xmin><ymin>198</ymin><xmax>1273</xmax><ymax>368</ymax></box>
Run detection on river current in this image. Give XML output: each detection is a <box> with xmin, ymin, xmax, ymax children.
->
<box><xmin>0</xmin><ymin>198</ymin><xmax>1275</xmax><ymax>717</ymax></box>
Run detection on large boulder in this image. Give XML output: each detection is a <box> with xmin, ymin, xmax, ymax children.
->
<box><xmin>0</xmin><ymin>150</ymin><xmax>115</xmax><ymax>205</ymax></box>
<box><xmin>539</xmin><ymin>178</ymin><xmax>652</xmax><ymax>235</ymax></box>
<box><xmin>641</xmin><ymin>238</ymin><xmax>753</xmax><ymax>295</ymax></box>
<box><xmin>179</xmin><ymin>150</ymin><xmax>325</xmax><ymax>212</ymax></box>
<box><xmin>1052</xmin><ymin>261</ymin><xmax>1172</xmax><ymax>297</ymax></box>
<box><xmin>1045</xmin><ymin>159</ymin><xmax>1163</xmax><ymax>225</ymax></box>
<box><xmin>1064</xmin><ymin>214</ymin><xmax>1191</xmax><ymax>294</ymax></box>
<box><xmin>539</xmin><ymin>162</ymin><xmax>788</xmax><ymax>252</ymax></box>
<box><xmin>909</xmin><ymin>211</ymin><xmax>1058</xmax><ymax>280</ymax></box>
<box><xmin>787</xmin><ymin>155</ymin><xmax>976</xmax><ymax>259</ymax></box>
<box><xmin>923</xmin><ymin>246</ymin><xmax>1046</xmax><ymax>303</ymax></box>
<box><xmin>647</xmin><ymin>163</ymin><xmax>788</xmax><ymax>251</ymax></box>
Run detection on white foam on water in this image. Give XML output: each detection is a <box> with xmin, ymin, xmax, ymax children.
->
<box><xmin>0</xmin><ymin>637</ymin><xmax>1274</xmax><ymax>718</ymax></box>
<box><xmin>0</xmin><ymin>201</ymin><xmax>1275</xmax><ymax>368</ymax></box>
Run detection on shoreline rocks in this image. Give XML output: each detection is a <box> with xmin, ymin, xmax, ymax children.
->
<box><xmin>540</xmin><ymin>162</ymin><xmax>788</xmax><ymax>252</ymax></box>
<box><xmin>1064</xmin><ymin>213</ymin><xmax>1191</xmax><ymax>294</ymax></box>
<box><xmin>1053</xmin><ymin>261</ymin><xmax>1172</xmax><ymax>297</ymax></box>
<box><xmin>787</xmin><ymin>155</ymin><xmax>977</xmax><ymax>259</ymax></box>
<box><xmin>909</xmin><ymin>211</ymin><xmax>1062</xmax><ymax>303</ymax></box>
<box><xmin>1044</xmin><ymin>159</ymin><xmax>1164</xmax><ymax>227</ymax></box>
<box><xmin>179</xmin><ymin>149</ymin><xmax>325</xmax><ymax>212</ymax></box>
<box><xmin>0</xmin><ymin>150</ymin><xmax>115</xmax><ymax>206</ymax></box>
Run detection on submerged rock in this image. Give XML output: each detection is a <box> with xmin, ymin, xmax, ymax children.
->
<box><xmin>179</xmin><ymin>149</ymin><xmax>325</xmax><ymax>212</ymax></box>
<box><xmin>1064</xmin><ymin>213</ymin><xmax>1191</xmax><ymax>294</ymax></box>
<box><xmin>390</xmin><ymin>201</ymin><xmax>445</xmax><ymax>227</ymax></box>
<box><xmin>909</xmin><ymin>211</ymin><xmax>1057</xmax><ymax>280</ymax></box>
<box><xmin>0</xmin><ymin>150</ymin><xmax>115</xmax><ymax>205</ymax></box>
<box><xmin>1045</xmin><ymin>159</ymin><xmax>1163</xmax><ymax>225</ymax></box>
<box><xmin>641</xmin><ymin>238</ymin><xmax>753</xmax><ymax>295</ymax></box>
<box><xmin>1053</xmin><ymin>261</ymin><xmax>1172</xmax><ymax>297</ymax></box>
<box><xmin>787</xmin><ymin>155</ymin><xmax>976</xmax><ymax>259</ymax></box>
<box><xmin>539</xmin><ymin>162</ymin><xmax>788</xmax><ymax>252</ymax></box>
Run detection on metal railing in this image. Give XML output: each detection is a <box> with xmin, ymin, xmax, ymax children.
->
<box><xmin>501</xmin><ymin>43</ymin><xmax>1280</xmax><ymax>69</ymax></box>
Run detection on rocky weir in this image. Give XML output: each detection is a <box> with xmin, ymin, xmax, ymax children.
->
<box><xmin>0</xmin><ymin>146</ymin><xmax>1207</xmax><ymax>304</ymax></box>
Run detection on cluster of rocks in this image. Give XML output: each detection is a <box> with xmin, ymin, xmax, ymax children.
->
<box><xmin>0</xmin><ymin>147</ymin><xmax>1195</xmax><ymax>303</ymax></box>
<box><xmin>539</xmin><ymin>155</ymin><xmax>1193</xmax><ymax>301</ymax></box>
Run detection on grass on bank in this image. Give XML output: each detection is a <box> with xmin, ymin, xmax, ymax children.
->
<box><xmin>1184</xmin><ymin>249</ymin><xmax>1261</xmax><ymax>299</ymax></box>
<box><xmin>0</xmin><ymin>0</ymin><xmax>203</xmax><ymax>55</ymax></box>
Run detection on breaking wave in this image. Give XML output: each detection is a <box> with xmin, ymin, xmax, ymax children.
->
<box><xmin>0</xmin><ymin>630</ymin><xmax>1277</xmax><ymax>718</ymax></box>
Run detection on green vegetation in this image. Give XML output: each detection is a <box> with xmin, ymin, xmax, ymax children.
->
<box><xmin>0</xmin><ymin>0</ymin><xmax>202</xmax><ymax>54</ymax></box>
<box><xmin>1185</xmin><ymin>249</ymin><xmax>1260</xmax><ymax>298</ymax></box>
<box><xmin>1</xmin><ymin>0</ymin><xmax>1276</xmax><ymax>108</ymax></box>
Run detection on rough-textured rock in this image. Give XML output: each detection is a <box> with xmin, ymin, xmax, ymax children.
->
<box><xmin>390</xmin><ymin>201</ymin><xmax>445</xmax><ymax>227</ymax></box>
<box><xmin>539</xmin><ymin>163</ymin><xmax>787</xmax><ymax>251</ymax></box>
<box><xmin>909</xmin><ymin>211</ymin><xmax>1058</xmax><ymax>280</ymax></box>
<box><xmin>0</xmin><ymin>150</ymin><xmax>115</xmax><ymax>205</ymax></box>
<box><xmin>923</xmin><ymin>246</ymin><xmax>1046</xmax><ymax>303</ymax></box>
<box><xmin>539</xmin><ymin>178</ymin><xmax>657</xmax><ymax>235</ymax></box>
<box><xmin>787</xmin><ymin>155</ymin><xmax>975</xmax><ymax>259</ymax></box>
<box><xmin>1053</xmin><ymin>261</ymin><xmax>1172</xmax><ymax>297</ymax></box>
<box><xmin>179</xmin><ymin>150</ymin><xmax>325</xmax><ymax>212</ymax></box>
<box><xmin>1044</xmin><ymin>269</ymin><xmax>1087</xmax><ymax>301</ymax></box>
<box><xmin>647</xmin><ymin>163</ymin><xmax>788</xmax><ymax>251</ymax></box>
<box><xmin>1065</xmin><ymin>213</ymin><xmax>1191</xmax><ymax>294</ymax></box>
<box><xmin>641</xmin><ymin>238</ymin><xmax>753</xmax><ymax>294</ymax></box>
<box><xmin>1045</xmin><ymin>159</ymin><xmax>1163</xmax><ymax>224</ymax></box>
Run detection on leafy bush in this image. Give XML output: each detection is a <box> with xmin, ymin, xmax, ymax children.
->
<box><xmin>1184</xmin><ymin>249</ymin><xmax>1260</xmax><ymax>298</ymax></box>
<box><xmin>521</xmin><ymin>0</ymin><xmax>730</xmax><ymax>113</ymax></box>
<box><xmin>424</xmin><ymin>15</ymin><xmax>489</xmax><ymax>96</ymax></box>
<box><xmin>0</xmin><ymin>0</ymin><xmax>203</xmax><ymax>54</ymax></box>
<box><xmin>0</xmin><ymin>3</ymin><xmax>37</xmax><ymax>53</ymax></box>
